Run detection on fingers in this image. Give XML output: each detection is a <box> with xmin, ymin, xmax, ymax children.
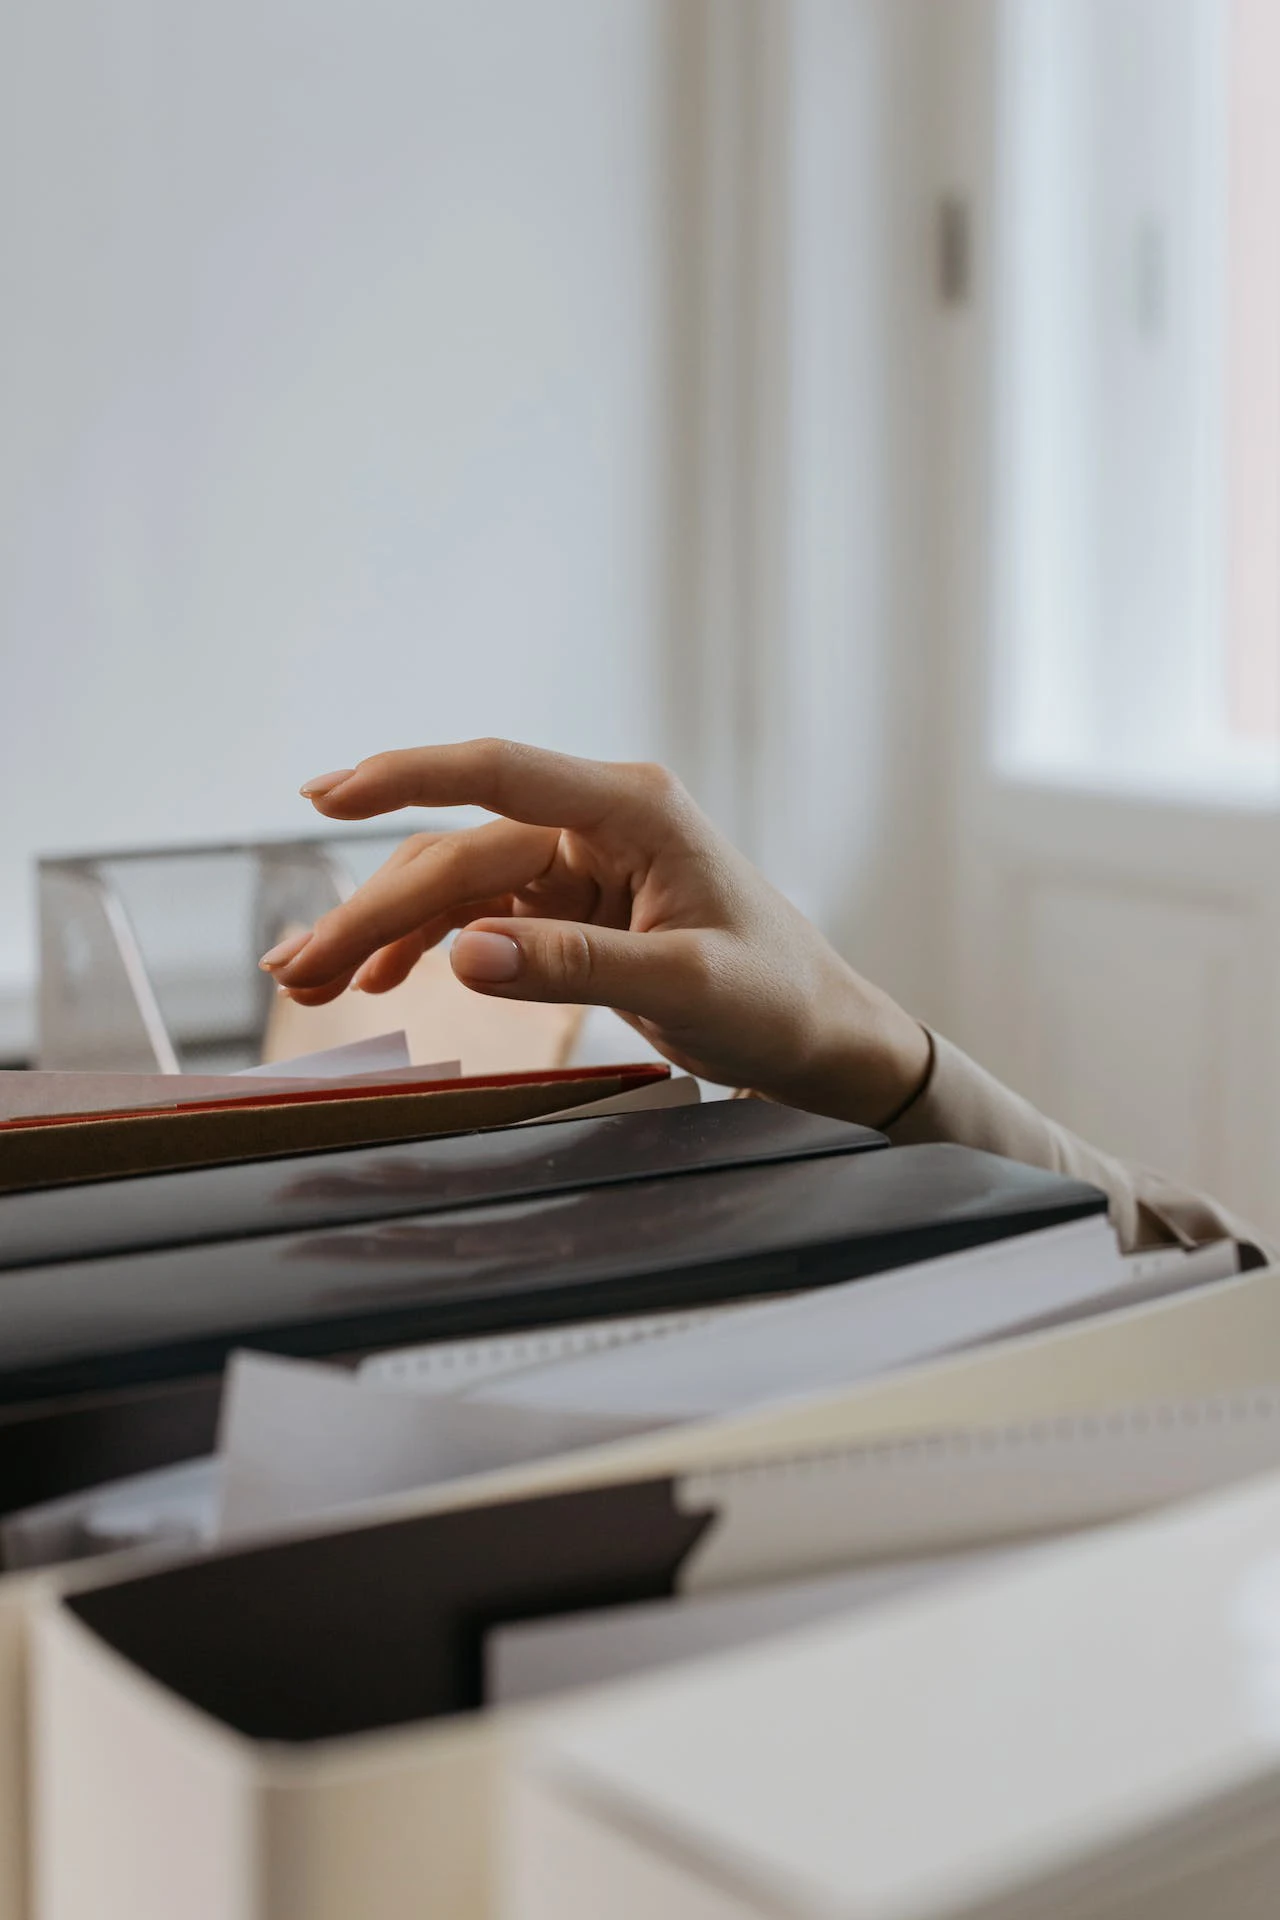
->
<box><xmin>275</xmin><ymin>975</ymin><xmax>357</xmax><ymax>1009</ymax></box>
<box><xmin>273</xmin><ymin>914</ymin><xmax>463</xmax><ymax>1007</ymax></box>
<box><xmin>298</xmin><ymin>738</ymin><xmax>686</xmax><ymax>833</ymax></box>
<box><xmin>452</xmin><ymin>916</ymin><xmax>723</xmax><ymax>1026</ymax></box>
<box><xmin>258</xmin><ymin>836</ymin><xmax>449</xmax><ymax>1000</ymax></box>
<box><xmin>266</xmin><ymin>819</ymin><xmax>558</xmax><ymax>991</ymax></box>
<box><xmin>348</xmin><ymin>904</ymin><xmax>501</xmax><ymax>993</ymax></box>
<box><xmin>350</xmin><ymin>928</ymin><xmax>429</xmax><ymax>995</ymax></box>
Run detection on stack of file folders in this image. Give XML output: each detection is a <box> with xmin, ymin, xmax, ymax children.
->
<box><xmin>25</xmin><ymin>1266</ymin><xmax>1280</xmax><ymax>1920</ymax></box>
<box><xmin>0</xmin><ymin>1047</ymin><xmax>1273</xmax><ymax>1920</ymax></box>
<box><xmin>507</xmin><ymin>1457</ymin><xmax>1280</xmax><ymax>1919</ymax></box>
<box><xmin>0</xmin><ymin>1078</ymin><xmax>1115</xmax><ymax>1520</ymax></box>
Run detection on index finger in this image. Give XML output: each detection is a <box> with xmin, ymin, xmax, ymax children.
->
<box><xmin>271</xmin><ymin>816</ymin><xmax>558</xmax><ymax>989</ymax></box>
<box><xmin>301</xmin><ymin>739</ymin><xmax>639</xmax><ymax>832</ymax></box>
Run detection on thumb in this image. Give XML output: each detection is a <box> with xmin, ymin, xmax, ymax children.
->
<box><xmin>451</xmin><ymin>918</ymin><xmax>710</xmax><ymax>1027</ymax></box>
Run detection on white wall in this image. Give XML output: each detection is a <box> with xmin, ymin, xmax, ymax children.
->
<box><xmin>0</xmin><ymin>0</ymin><xmax>668</xmax><ymax>1042</ymax></box>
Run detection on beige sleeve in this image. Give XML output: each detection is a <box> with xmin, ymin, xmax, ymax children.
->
<box><xmin>883</xmin><ymin>1031</ymin><xmax>1275</xmax><ymax>1262</ymax></box>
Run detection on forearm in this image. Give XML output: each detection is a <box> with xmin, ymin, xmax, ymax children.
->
<box><xmin>883</xmin><ymin>1031</ymin><xmax>1275</xmax><ymax>1262</ymax></box>
<box><xmin>270</xmin><ymin>739</ymin><xmax>1275</xmax><ymax>1271</ymax></box>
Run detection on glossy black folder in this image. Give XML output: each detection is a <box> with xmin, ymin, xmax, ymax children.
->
<box><xmin>1</xmin><ymin>1146</ymin><xmax>1105</xmax><ymax>1416</ymax></box>
<box><xmin>0</xmin><ymin>1101</ymin><xmax>886</xmax><ymax>1270</ymax></box>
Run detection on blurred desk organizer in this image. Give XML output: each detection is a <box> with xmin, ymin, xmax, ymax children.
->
<box><xmin>36</xmin><ymin>834</ymin><xmax>597</xmax><ymax>1077</ymax></box>
<box><xmin>38</xmin><ymin>834</ymin><xmax>402</xmax><ymax>1072</ymax></box>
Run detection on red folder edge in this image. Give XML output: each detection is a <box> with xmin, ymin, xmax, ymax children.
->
<box><xmin>0</xmin><ymin>1062</ymin><xmax>669</xmax><ymax>1133</ymax></box>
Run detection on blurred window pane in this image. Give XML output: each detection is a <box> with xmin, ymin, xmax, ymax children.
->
<box><xmin>993</xmin><ymin>0</ymin><xmax>1280</xmax><ymax>797</ymax></box>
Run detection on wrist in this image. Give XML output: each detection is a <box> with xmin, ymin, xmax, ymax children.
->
<box><xmin>869</xmin><ymin>1023</ymin><xmax>935</xmax><ymax>1129</ymax></box>
<box><xmin>794</xmin><ymin>973</ymin><xmax>933</xmax><ymax>1130</ymax></box>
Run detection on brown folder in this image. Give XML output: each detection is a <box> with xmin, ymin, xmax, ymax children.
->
<box><xmin>0</xmin><ymin>1063</ymin><xmax>666</xmax><ymax>1193</ymax></box>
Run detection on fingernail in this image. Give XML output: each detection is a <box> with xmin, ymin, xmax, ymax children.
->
<box><xmin>453</xmin><ymin>931</ymin><xmax>521</xmax><ymax>984</ymax></box>
<box><xmin>299</xmin><ymin>769</ymin><xmax>356</xmax><ymax>798</ymax></box>
<box><xmin>259</xmin><ymin>930</ymin><xmax>312</xmax><ymax>972</ymax></box>
<box><xmin>350</xmin><ymin>962</ymin><xmax>372</xmax><ymax>991</ymax></box>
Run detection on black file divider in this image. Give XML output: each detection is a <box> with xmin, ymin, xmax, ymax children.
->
<box><xmin>65</xmin><ymin>1477</ymin><xmax>709</xmax><ymax>1740</ymax></box>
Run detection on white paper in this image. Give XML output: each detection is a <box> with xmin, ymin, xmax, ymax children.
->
<box><xmin>215</xmin><ymin>1351</ymin><xmax>658</xmax><ymax>1540</ymax></box>
<box><xmin>488</xmin><ymin>1552</ymin><xmax>1016</xmax><ymax>1706</ymax></box>
<box><xmin>233</xmin><ymin>1058</ymin><xmax>462</xmax><ymax>1091</ymax></box>
<box><xmin>1118</xmin><ymin>1237</ymin><xmax>1240</xmax><ymax>1297</ymax></box>
<box><xmin>463</xmin><ymin>1216</ymin><xmax>1124</xmax><ymax>1423</ymax></box>
<box><xmin>235</xmin><ymin>1032</ymin><xmax>412</xmax><ymax>1077</ymax></box>
<box><xmin>217</xmin><ymin>1218</ymin><xmax>1125</xmax><ymax>1540</ymax></box>
<box><xmin>1</xmin><ymin>1456</ymin><xmax>220</xmax><ymax>1571</ymax></box>
<box><xmin>564</xmin><ymin>1010</ymin><xmax>734</xmax><ymax>1103</ymax></box>
<box><xmin>675</xmin><ymin>1383</ymin><xmax>1280</xmax><ymax>1593</ymax></box>
<box><xmin>85</xmin><ymin>1456</ymin><xmax>221</xmax><ymax>1553</ymax></box>
<box><xmin>358</xmin><ymin>1303</ymin><xmax>740</xmax><ymax>1396</ymax></box>
<box><xmin>518</xmin><ymin>1073</ymin><xmax>700</xmax><ymax>1125</ymax></box>
<box><xmin>565</xmin><ymin>1005</ymin><xmax>670</xmax><ymax>1070</ymax></box>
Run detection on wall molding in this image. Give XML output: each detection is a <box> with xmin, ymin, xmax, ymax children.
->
<box><xmin>658</xmin><ymin>0</ymin><xmax>789</xmax><ymax>860</ymax></box>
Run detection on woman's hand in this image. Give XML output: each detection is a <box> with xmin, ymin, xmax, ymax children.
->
<box><xmin>261</xmin><ymin>739</ymin><xmax>931</xmax><ymax>1128</ymax></box>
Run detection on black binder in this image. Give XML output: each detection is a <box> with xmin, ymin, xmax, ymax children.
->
<box><xmin>0</xmin><ymin>1100</ymin><xmax>886</xmax><ymax>1270</ymax></box>
<box><xmin>1</xmin><ymin>1146</ymin><xmax>1105</xmax><ymax>1415</ymax></box>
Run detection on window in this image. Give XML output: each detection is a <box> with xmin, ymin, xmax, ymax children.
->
<box><xmin>993</xmin><ymin>0</ymin><xmax>1280</xmax><ymax>800</ymax></box>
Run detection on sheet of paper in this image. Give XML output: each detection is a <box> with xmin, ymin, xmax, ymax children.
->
<box><xmin>674</xmin><ymin>1381</ymin><xmax>1280</xmax><ymax>1593</ymax></box>
<box><xmin>215</xmin><ymin>1351</ymin><xmax>659</xmax><ymax>1540</ymax></box>
<box><xmin>235</xmin><ymin>1032</ymin><xmax>412</xmax><ymax>1077</ymax></box>
<box><xmin>1</xmin><ymin>1457</ymin><xmax>220</xmax><ymax>1571</ymax></box>
<box><xmin>227</xmin><ymin>1058</ymin><xmax>463</xmax><ymax>1091</ymax></box>
<box><xmin>487</xmin><ymin>1551</ymin><xmax>1019</xmax><ymax>1706</ymax></box>
<box><xmin>565</xmin><ymin>1005</ymin><xmax>668</xmax><ymax>1069</ymax></box>
<box><xmin>85</xmin><ymin>1457</ymin><xmax>221</xmax><ymax>1555</ymax></box>
<box><xmin>220</xmin><ymin>1218</ymin><xmax>1123</xmax><ymax>1540</ymax></box>
<box><xmin>462</xmin><ymin>1216</ymin><xmax>1124</xmax><ymax>1423</ymax></box>
<box><xmin>358</xmin><ymin>1303</ymin><xmax>743</xmax><ymax>1396</ymax></box>
<box><xmin>1117</xmin><ymin>1237</ymin><xmax>1240</xmax><ymax>1297</ymax></box>
<box><xmin>519</xmin><ymin>1072</ymin><xmax>698</xmax><ymax>1125</ymax></box>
